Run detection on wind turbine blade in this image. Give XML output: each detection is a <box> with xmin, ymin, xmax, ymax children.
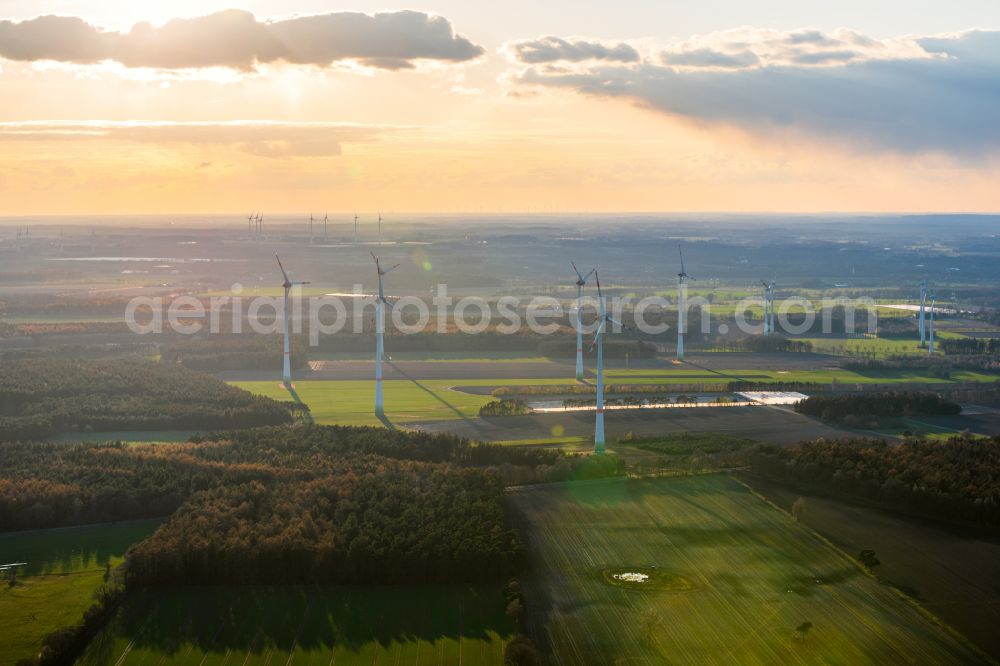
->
<box><xmin>571</xmin><ymin>261</ymin><xmax>584</xmax><ymax>282</ymax></box>
<box><xmin>274</xmin><ymin>254</ymin><xmax>290</xmax><ymax>283</ymax></box>
<box><xmin>608</xmin><ymin>317</ymin><xmax>625</xmax><ymax>328</ymax></box>
<box><xmin>679</xmin><ymin>246</ymin><xmax>685</xmax><ymax>274</ymax></box>
<box><xmin>585</xmin><ymin>268</ymin><xmax>595</xmax><ymax>282</ymax></box>
<box><xmin>385</xmin><ymin>263</ymin><xmax>401</xmax><ymax>274</ymax></box>
<box><xmin>594</xmin><ymin>272</ymin><xmax>603</xmax><ymax>300</ymax></box>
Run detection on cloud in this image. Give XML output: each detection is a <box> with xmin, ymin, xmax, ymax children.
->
<box><xmin>0</xmin><ymin>121</ymin><xmax>398</xmax><ymax>158</ymax></box>
<box><xmin>508</xmin><ymin>28</ymin><xmax>1000</xmax><ymax>156</ymax></box>
<box><xmin>0</xmin><ymin>9</ymin><xmax>483</xmax><ymax>71</ymax></box>
<box><xmin>505</xmin><ymin>36</ymin><xmax>639</xmax><ymax>64</ymax></box>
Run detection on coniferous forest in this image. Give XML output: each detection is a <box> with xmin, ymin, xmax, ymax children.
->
<box><xmin>0</xmin><ymin>358</ymin><xmax>292</xmax><ymax>440</ymax></box>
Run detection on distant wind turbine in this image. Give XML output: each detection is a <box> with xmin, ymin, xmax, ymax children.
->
<box><xmin>309</xmin><ymin>213</ymin><xmax>314</xmax><ymax>244</ymax></box>
<box><xmin>323</xmin><ymin>212</ymin><xmax>328</xmax><ymax>240</ymax></box>
<box><xmin>571</xmin><ymin>261</ymin><xmax>595</xmax><ymax>382</ymax></box>
<box><xmin>372</xmin><ymin>252</ymin><xmax>400</xmax><ymax>416</ymax></box>
<box><xmin>677</xmin><ymin>247</ymin><xmax>692</xmax><ymax>361</ymax></box>
<box><xmin>354</xmin><ymin>213</ymin><xmax>359</xmax><ymax>246</ymax></box>
<box><xmin>761</xmin><ymin>279</ymin><xmax>776</xmax><ymax>335</ymax></box>
<box><xmin>928</xmin><ymin>288</ymin><xmax>937</xmax><ymax>354</ymax></box>
<box><xmin>918</xmin><ymin>280</ymin><xmax>928</xmax><ymax>347</ymax></box>
<box><xmin>275</xmin><ymin>254</ymin><xmax>309</xmax><ymax>385</ymax></box>
<box><xmin>592</xmin><ymin>272</ymin><xmax>623</xmax><ymax>454</ymax></box>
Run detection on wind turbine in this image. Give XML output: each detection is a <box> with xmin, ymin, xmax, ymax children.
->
<box><xmin>378</xmin><ymin>212</ymin><xmax>383</xmax><ymax>246</ymax></box>
<box><xmin>309</xmin><ymin>213</ymin><xmax>314</xmax><ymax>244</ymax></box>
<box><xmin>247</xmin><ymin>212</ymin><xmax>255</xmax><ymax>236</ymax></box>
<box><xmin>571</xmin><ymin>261</ymin><xmax>595</xmax><ymax>382</ymax></box>
<box><xmin>677</xmin><ymin>247</ymin><xmax>692</xmax><ymax>361</ymax></box>
<box><xmin>371</xmin><ymin>252</ymin><xmax>400</xmax><ymax>416</ymax></box>
<box><xmin>275</xmin><ymin>254</ymin><xmax>309</xmax><ymax>386</ymax></box>
<box><xmin>928</xmin><ymin>288</ymin><xmax>937</xmax><ymax>354</ymax></box>
<box><xmin>761</xmin><ymin>280</ymin><xmax>775</xmax><ymax>335</ymax></box>
<box><xmin>592</xmin><ymin>272</ymin><xmax>623</xmax><ymax>453</ymax></box>
<box><xmin>323</xmin><ymin>212</ymin><xmax>328</xmax><ymax>240</ymax></box>
<box><xmin>918</xmin><ymin>280</ymin><xmax>928</xmax><ymax>347</ymax></box>
<box><xmin>354</xmin><ymin>213</ymin><xmax>359</xmax><ymax>246</ymax></box>
<box><xmin>256</xmin><ymin>212</ymin><xmax>263</xmax><ymax>236</ymax></box>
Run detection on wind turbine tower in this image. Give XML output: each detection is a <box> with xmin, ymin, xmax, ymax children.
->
<box><xmin>309</xmin><ymin>213</ymin><xmax>314</xmax><ymax>244</ymax></box>
<box><xmin>354</xmin><ymin>213</ymin><xmax>359</xmax><ymax>245</ymax></box>
<box><xmin>677</xmin><ymin>247</ymin><xmax>691</xmax><ymax>361</ymax></box>
<box><xmin>592</xmin><ymin>272</ymin><xmax>623</xmax><ymax>453</ymax></box>
<box><xmin>928</xmin><ymin>289</ymin><xmax>937</xmax><ymax>354</ymax></box>
<box><xmin>275</xmin><ymin>254</ymin><xmax>309</xmax><ymax>385</ymax></box>
<box><xmin>323</xmin><ymin>212</ymin><xmax>328</xmax><ymax>241</ymax></box>
<box><xmin>918</xmin><ymin>280</ymin><xmax>928</xmax><ymax>347</ymax></box>
<box><xmin>571</xmin><ymin>261</ymin><xmax>595</xmax><ymax>382</ymax></box>
<box><xmin>247</xmin><ymin>212</ymin><xmax>255</xmax><ymax>236</ymax></box>
<box><xmin>372</xmin><ymin>252</ymin><xmax>400</xmax><ymax>416</ymax></box>
<box><xmin>761</xmin><ymin>280</ymin><xmax>776</xmax><ymax>335</ymax></box>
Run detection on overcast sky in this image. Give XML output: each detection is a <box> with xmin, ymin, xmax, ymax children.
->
<box><xmin>1</xmin><ymin>1</ymin><xmax>998</xmax><ymax>215</ymax></box>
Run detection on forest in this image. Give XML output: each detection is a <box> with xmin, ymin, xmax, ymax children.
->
<box><xmin>0</xmin><ymin>426</ymin><xmax>623</xmax><ymax>585</ymax></box>
<box><xmin>795</xmin><ymin>391</ymin><xmax>961</xmax><ymax>423</ymax></box>
<box><xmin>749</xmin><ymin>436</ymin><xmax>1000</xmax><ymax>529</ymax></box>
<box><xmin>0</xmin><ymin>358</ymin><xmax>292</xmax><ymax>440</ymax></box>
<box><xmin>160</xmin><ymin>334</ymin><xmax>308</xmax><ymax>372</ymax></box>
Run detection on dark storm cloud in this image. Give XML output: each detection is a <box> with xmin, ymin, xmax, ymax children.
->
<box><xmin>511</xmin><ymin>30</ymin><xmax>1000</xmax><ymax>156</ymax></box>
<box><xmin>0</xmin><ymin>9</ymin><xmax>483</xmax><ymax>70</ymax></box>
<box><xmin>506</xmin><ymin>36</ymin><xmax>640</xmax><ymax>64</ymax></box>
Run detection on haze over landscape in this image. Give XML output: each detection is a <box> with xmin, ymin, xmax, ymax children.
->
<box><xmin>2</xmin><ymin>2</ymin><xmax>1000</xmax><ymax>666</ymax></box>
<box><xmin>1</xmin><ymin>0</ymin><xmax>1000</xmax><ymax>214</ymax></box>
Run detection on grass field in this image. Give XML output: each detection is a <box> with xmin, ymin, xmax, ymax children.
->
<box><xmin>604</xmin><ymin>367</ymin><xmax>1000</xmax><ymax>385</ymax></box>
<box><xmin>742</xmin><ymin>476</ymin><xmax>1000</xmax><ymax>660</ymax></box>
<box><xmin>233</xmin><ymin>365</ymin><xmax>1000</xmax><ymax>428</ymax></box>
<box><xmin>81</xmin><ymin>585</ymin><xmax>511</xmax><ymax>665</ymax></box>
<box><xmin>232</xmin><ymin>378</ymin><xmax>573</xmax><ymax>427</ymax></box>
<box><xmin>0</xmin><ymin>520</ymin><xmax>162</xmax><ymax>664</ymax></box>
<box><xmin>509</xmin><ymin>475</ymin><xmax>982</xmax><ymax>665</ymax></box>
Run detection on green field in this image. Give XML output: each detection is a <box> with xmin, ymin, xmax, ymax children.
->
<box><xmin>603</xmin><ymin>367</ymin><xmax>1000</xmax><ymax>385</ymax></box>
<box><xmin>81</xmin><ymin>585</ymin><xmax>511</xmax><ymax>665</ymax></box>
<box><xmin>509</xmin><ymin>475</ymin><xmax>982</xmax><ymax>664</ymax></box>
<box><xmin>0</xmin><ymin>520</ymin><xmax>162</xmax><ymax>664</ymax></box>
<box><xmin>231</xmin><ymin>378</ymin><xmax>573</xmax><ymax>427</ymax></box>
<box><xmin>233</xmin><ymin>365</ymin><xmax>1000</xmax><ymax>428</ymax></box>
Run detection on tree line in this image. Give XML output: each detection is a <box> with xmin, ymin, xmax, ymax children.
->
<box><xmin>749</xmin><ymin>436</ymin><xmax>1000</xmax><ymax>529</ymax></box>
<box><xmin>795</xmin><ymin>391</ymin><xmax>961</xmax><ymax>423</ymax></box>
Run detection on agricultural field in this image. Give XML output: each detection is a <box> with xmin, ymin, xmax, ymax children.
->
<box><xmin>509</xmin><ymin>475</ymin><xmax>984</xmax><ymax>665</ymax></box>
<box><xmin>231</xmin><ymin>378</ymin><xmax>573</xmax><ymax>427</ymax></box>
<box><xmin>742</xmin><ymin>476</ymin><xmax>1000</xmax><ymax>659</ymax></box>
<box><xmin>81</xmin><ymin>584</ymin><xmax>511</xmax><ymax>665</ymax></box>
<box><xmin>0</xmin><ymin>519</ymin><xmax>162</xmax><ymax>665</ymax></box>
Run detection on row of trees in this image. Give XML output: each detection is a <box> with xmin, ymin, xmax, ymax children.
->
<box><xmin>795</xmin><ymin>391</ymin><xmax>961</xmax><ymax>422</ymax></box>
<box><xmin>0</xmin><ymin>358</ymin><xmax>292</xmax><ymax>440</ymax></box>
<box><xmin>940</xmin><ymin>338</ymin><xmax>1000</xmax><ymax>355</ymax></box>
<box><xmin>749</xmin><ymin>436</ymin><xmax>1000</xmax><ymax>529</ymax></box>
<box><xmin>479</xmin><ymin>399</ymin><xmax>531</xmax><ymax>417</ymax></box>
